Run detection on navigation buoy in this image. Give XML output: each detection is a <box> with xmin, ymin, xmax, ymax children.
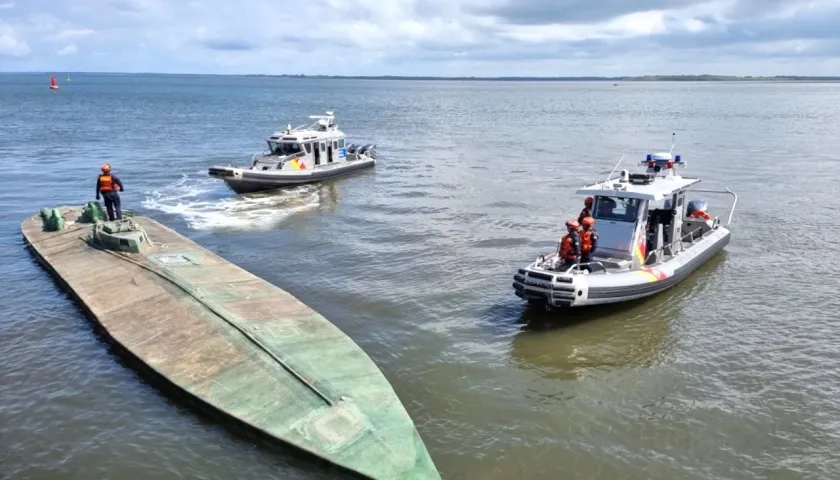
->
<box><xmin>49</xmin><ymin>76</ymin><xmax>59</xmax><ymax>90</ymax></box>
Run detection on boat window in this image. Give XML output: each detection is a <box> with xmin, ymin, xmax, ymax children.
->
<box><xmin>268</xmin><ymin>141</ymin><xmax>302</xmax><ymax>155</ymax></box>
<box><xmin>594</xmin><ymin>196</ymin><xmax>641</xmax><ymax>223</ymax></box>
<box><xmin>338</xmin><ymin>138</ymin><xmax>345</xmax><ymax>148</ymax></box>
<box><xmin>304</xmin><ymin>143</ymin><xmax>312</xmax><ymax>154</ymax></box>
<box><xmin>320</xmin><ymin>142</ymin><xmax>325</xmax><ymax>152</ymax></box>
<box><xmin>332</xmin><ymin>140</ymin><xmax>338</xmax><ymax>150</ymax></box>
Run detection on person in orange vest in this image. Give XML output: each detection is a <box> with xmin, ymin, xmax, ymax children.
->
<box><xmin>579</xmin><ymin>216</ymin><xmax>599</xmax><ymax>272</ymax></box>
<box><xmin>558</xmin><ymin>220</ymin><xmax>581</xmax><ymax>271</ymax></box>
<box><xmin>578</xmin><ymin>197</ymin><xmax>593</xmax><ymax>224</ymax></box>
<box><xmin>96</xmin><ymin>164</ymin><xmax>125</xmax><ymax>221</ymax></box>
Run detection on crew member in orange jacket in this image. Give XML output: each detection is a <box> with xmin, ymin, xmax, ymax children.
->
<box><xmin>96</xmin><ymin>164</ymin><xmax>125</xmax><ymax>221</ymax></box>
<box><xmin>579</xmin><ymin>216</ymin><xmax>599</xmax><ymax>272</ymax></box>
<box><xmin>558</xmin><ymin>220</ymin><xmax>581</xmax><ymax>270</ymax></box>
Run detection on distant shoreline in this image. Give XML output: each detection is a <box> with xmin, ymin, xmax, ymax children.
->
<box><xmin>5</xmin><ymin>72</ymin><xmax>840</xmax><ymax>82</ymax></box>
<box><xmin>242</xmin><ymin>74</ymin><xmax>840</xmax><ymax>82</ymax></box>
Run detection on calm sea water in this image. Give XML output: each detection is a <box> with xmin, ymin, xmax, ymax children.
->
<box><xmin>2</xmin><ymin>74</ymin><xmax>840</xmax><ymax>480</ymax></box>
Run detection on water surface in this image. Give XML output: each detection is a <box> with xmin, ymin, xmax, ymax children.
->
<box><xmin>2</xmin><ymin>75</ymin><xmax>840</xmax><ymax>479</ymax></box>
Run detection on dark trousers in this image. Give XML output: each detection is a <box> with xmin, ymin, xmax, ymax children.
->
<box><xmin>103</xmin><ymin>194</ymin><xmax>122</xmax><ymax>221</ymax></box>
<box><xmin>580</xmin><ymin>254</ymin><xmax>593</xmax><ymax>272</ymax></box>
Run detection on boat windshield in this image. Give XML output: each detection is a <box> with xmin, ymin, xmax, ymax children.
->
<box><xmin>268</xmin><ymin>141</ymin><xmax>303</xmax><ymax>155</ymax></box>
<box><xmin>593</xmin><ymin>196</ymin><xmax>641</xmax><ymax>223</ymax></box>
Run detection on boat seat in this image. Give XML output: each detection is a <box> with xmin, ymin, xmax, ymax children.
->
<box><xmin>593</xmin><ymin>256</ymin><xmax>633</xmax><ymax>271</ymax></box>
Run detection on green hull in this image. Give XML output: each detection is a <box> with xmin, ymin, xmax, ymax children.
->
<box><xmin>21</xmin><ymin>205</ymin><xmax>440</xmax><ymax>480</ymax></box>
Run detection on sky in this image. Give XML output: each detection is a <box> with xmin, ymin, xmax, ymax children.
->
<box><xmin>1</xmin><ymin>0</ymin><xmax>839</xmax><ymax>76</ymax></box>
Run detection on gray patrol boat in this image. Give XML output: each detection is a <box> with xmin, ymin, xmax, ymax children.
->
<box><xmin>209</xmin><ymin>111</ymin><xmax>376</xmax><ymax>194</ymax></box>
<box><xmin>513</xmin><ymin>134</ymin><xmax>737</xmax><ymax>309</ymax></box>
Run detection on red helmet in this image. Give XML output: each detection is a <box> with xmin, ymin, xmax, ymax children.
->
<box><xmin>581</xmin><ymin>216</ymin><xmax>595</xmax><ymax>227</ymax></box>
<box><xmin>584</xmin><ymin>196</ymin><xmax>593</xmax><ymax>206</ymax></box>
<box><xmin>566</xmin><ymin>219</ymin><xmax>580</xmax><ymax>229</ymax></box>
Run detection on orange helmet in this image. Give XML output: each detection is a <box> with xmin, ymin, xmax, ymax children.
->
<box><xmin>565</xmin><ymin>219</ymin><xmax>580</xmax><ymax>230</ymax></box>
<box><xmin>581</xmin><ymin>216</ymin><xmax>595</xmax><ymax>227</ymax></box>
<box><xmin>584</xmin><ymin>196</ymin><xmax>593</xmax><ymax>206</ymax></box>
<box><xmin>101</xmin><ymin>164</ymin><xmax>111</xmax><ymax>172</ymax></box>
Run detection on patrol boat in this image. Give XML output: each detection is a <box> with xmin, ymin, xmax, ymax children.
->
<box><xmin>208</xmin><ymin>111</ymin><xmax>377</xmax><ymax>194</ymax></box>
<box><xmin>512</xmin><ymin>134</ymin><xmax>737</xmax><ymax>310</ymax></box>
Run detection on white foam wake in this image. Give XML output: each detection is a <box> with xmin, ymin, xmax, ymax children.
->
<box><xmin>142</xmin><ymin>173</ymin><xmax>320</xmax><ymax>230</ymax></box>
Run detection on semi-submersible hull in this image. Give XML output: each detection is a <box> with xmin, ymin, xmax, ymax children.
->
<box><xmin>22</xmin><ymin>205</ymin><xmax>440</xmax><ymax>480</ymax></box>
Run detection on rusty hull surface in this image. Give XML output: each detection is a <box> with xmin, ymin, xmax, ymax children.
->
<box><xmin>21</xmin><ymin>207</ymin><xmax>440</xmax><ymax>480</ymax></box>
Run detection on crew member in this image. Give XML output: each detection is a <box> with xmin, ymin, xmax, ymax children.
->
<box><xmin>96</xmin><ymin>164</ymin><xmax>125</xmax><ymax>221</ymax></box>
<box><xmin>579</xmin><ymin>216</ymin><xmax>598</xmax><ymax>272</ymax></box>
<box><xmin>558</xmin><ymin>220</ymin><xmax>581</xmax><ymax>271</ymax></box>
<box><xmin>578</xmin><ymin>197</ymin><xmax>593</xmax><ymax>224</ymax></box>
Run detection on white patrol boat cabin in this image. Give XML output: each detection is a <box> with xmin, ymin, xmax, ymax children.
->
<box><xmin>512</xmin><ymin>134</ymin><xmax>738</xmax><ymax>309</ymax></box>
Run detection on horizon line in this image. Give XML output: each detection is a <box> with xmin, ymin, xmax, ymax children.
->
<box><xmin>3</xmin><ymin>72</ymin><xmax>840</xmax><ymax>81</ymax></box>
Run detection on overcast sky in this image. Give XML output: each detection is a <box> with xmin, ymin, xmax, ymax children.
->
<box><xmin>1</xmin><ymin>0</ymin><xmax>839</xmax><ymax>76</ymax></box>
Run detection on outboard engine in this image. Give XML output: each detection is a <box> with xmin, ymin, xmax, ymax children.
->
<box><xmin>358</xmin><ymin>144</ymin><xmax>377</xmax><ymax>158</ymax></box>
<box><xmin>346</xmin><ymin>143</ymin><xmax>358</xmax><ymax>154</ymax></box>
<box><xmin>684</xmin><ymin>199</ymin><xmax>713</xmax><ymax>239</ymax></box>
<box><xmin>686</xmin><ymin>199</ymin><xmax>709</xmax><ymax>217</ymax></box>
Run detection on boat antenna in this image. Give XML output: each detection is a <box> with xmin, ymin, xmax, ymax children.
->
<box><xmin>668</xmin><ymin>132</ymin><xmax>676</xmax><ymax>155</ymax></box>
<box><xmin>605</xmin><ymin>155</ymin><xmax>625</xmax><ymax>183</ymax></box>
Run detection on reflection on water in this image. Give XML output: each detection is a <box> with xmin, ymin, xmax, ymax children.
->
<box><xmin>509</xmin><ymin>252</ymin><xmax>728</xmax><ymax>381</ymax></box>
<box><xmin>511</xmin><ymin>300</ymin><xmax>678</xmax><ymax>381</ymax></box>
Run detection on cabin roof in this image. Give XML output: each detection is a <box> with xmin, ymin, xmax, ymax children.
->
<box><xmin>575</xmin><ymin>174</ymin><xmax>701</xmax><ymax>201</ymax></box>
<box><xmin>266</xmin><ymin>112</ymin><xmax>345</xmax><ymax>142</ymax></box>
<box><xmin>267</xmin><ymin>129</ymin><xmax>344</xmax><ymax>142</ymax></box>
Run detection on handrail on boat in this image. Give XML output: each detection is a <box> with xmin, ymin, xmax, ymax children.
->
<box><xmin>643</xmin><ymin>218</ymin><xmax>720</xmax><ymax>266</ymax></box>
<box><xmin>251</xmin><ymin>150</ymin><xmax>271</xmax><ymax>162</ymax></box>
<box><xmin>564</xmin><ymin>261</ymin><xmax>608</xmax><ymax>274</ymax></box>
<box><xmin>686</xmin><ymin>187</ymin><xmax>738</xmax><ymax>226</ymax></box>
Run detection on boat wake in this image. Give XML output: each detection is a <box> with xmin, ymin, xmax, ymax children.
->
<box><xmin>142</xmin><ymin>173</ymin><xmax>320</xmax><ymax>230</ymax></box>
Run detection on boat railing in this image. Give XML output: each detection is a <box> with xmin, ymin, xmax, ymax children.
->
<box><xmin>252</xmin><ymin>150</ymin><xmax>305</xmax><ymax>163</ymax></box>
<box><xmin>686</xmin><ymin>187</ymin><xmax>738</xmax><ymax>225</ymax></box>
<box><xmin>252</xmin><ymin>149</ymin><xmax>272</xmax><ymax>162</ymax></box>
<box><xmin>565</xmin><ymin>261</ymin><xmax>609</xmax><ymax>274</ymax></box>
<box><xmin>644</xmin><ymin>218</ymin><xmax>723</xmax><ymax>265</ymax></box>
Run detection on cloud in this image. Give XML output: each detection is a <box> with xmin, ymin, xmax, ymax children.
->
<box><xmin>471</xmin><ymin>0</ymin><xmax>701</xmax><ymax>25</ymax></box>
<box><xmin>0</xmin><ymin>0</ymin><xmax>838</xmax><ymax>75</ymax></box>
<box><xmin>56</xmin><ymin>44</ymin><xmax>77</xmax><ymax>55</ymax></box>
<box><xmin>198</xmin><ymin>39</ymin><xmax>258</xmax><ymax>51</ymax></box>
<box><xmin>0</xmin><ymin>33</ymin><xmax>29</xmax><ymax>56</ymax></box>
<box><xmin>0</xmin><ymin>20</ymin><xmax>29</xmax><ymax>56</ymax></box>
<box><xmin>55</xmin><ymin>28</ymin><xmax>96</xmax><ymax>40</ymax></box>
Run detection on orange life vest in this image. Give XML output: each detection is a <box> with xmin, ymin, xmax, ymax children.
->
<box><xmin>559</xmin><ymin>233</ymin><xmax>579</xmax><ymax>260</ymax></box>
<box><xmin>580</xmin><ymin>228</ymin><xmax>597</xmax><ymax>254</ymax></box>
<box><xmin>98</xmin><ymin>174</ymin><xmax>117</xmax><ymax>192</ymax></box>
<box><xmin>690</xmin><ymin>210</ymin><xmax>711</xmax><ymax>220</ymax></box>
